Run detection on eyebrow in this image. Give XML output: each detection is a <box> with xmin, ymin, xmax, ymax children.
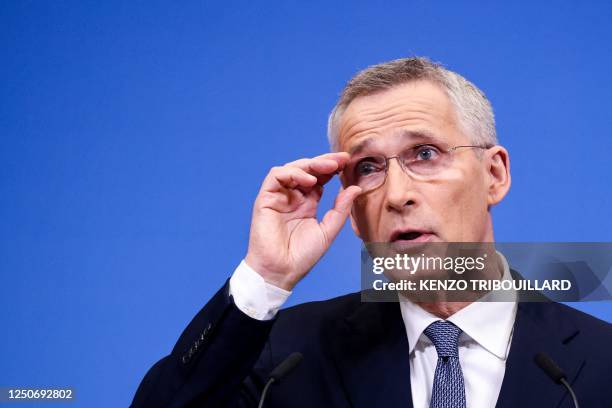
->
<box><xmin>347</xmin><ymin>129</ymin><xmax>443</xmax><ymax>155</ymax></box>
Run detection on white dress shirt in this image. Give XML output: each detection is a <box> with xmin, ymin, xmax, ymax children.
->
<box><xmin>229</xmin><ymin>260</ymin><xmax>292</xmax><ymax>321</ymax></box>
<box><xmin>228</xmin><ymin>254</ymin><xmax>517</xmax><ymax>408</ymax></box>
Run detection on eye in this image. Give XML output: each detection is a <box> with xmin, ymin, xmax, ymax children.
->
<box><xmin>355</xmin><ymin>158</ymin><xmax>384</xmax><ymax>177</ymax></box>
<box><xmin>415</xmin><ymin>145</ymin><xmax>440</xmax><ymax>161</ymax></box>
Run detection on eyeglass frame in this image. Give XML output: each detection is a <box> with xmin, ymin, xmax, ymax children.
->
<box><xmin>340</xmin><ymin>144</ymin><xmax>494</xmax><ymax>194</ymax></box>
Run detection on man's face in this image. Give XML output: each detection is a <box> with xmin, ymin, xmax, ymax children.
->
<box><xmin>338</xmin><ymin>80</ymin><xmax>508</xmax><ymax>244</ymax></box>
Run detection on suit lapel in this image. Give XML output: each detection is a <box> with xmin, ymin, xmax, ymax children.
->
<box><xmin>326</xmin><ymin>292</ymin><xmax>586</xmax><ymax>408</ymax></box>
<box><xmin>496</xmin><ymin>302</ymin><xmax>585</xmax><ymax>408</ymax></box>
<box><xmin>327</xmin><ymin>299</ymin><xmax>413</xmax><ymax>408</ymax></box>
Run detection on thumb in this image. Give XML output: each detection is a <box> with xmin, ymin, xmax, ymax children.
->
<box><xmin>319</xmin><ymin>185</ymin><xmax>362</xmax><ymax>246</ymax></box>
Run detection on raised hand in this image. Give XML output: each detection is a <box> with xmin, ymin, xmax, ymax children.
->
<box><xmin>245</xmin><ymin>152</ymin><xmax>362</xmax><ymax>290</ymax></box>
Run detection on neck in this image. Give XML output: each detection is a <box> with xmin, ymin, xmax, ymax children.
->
<box><xmin>415</xmin><ymin>301</ymin><xmax>472</xmax><ymax>319</ymax></box>
<box><xmin>415</xmin><ymin>234</ymin><xmax>504</xmax><ymax>319</ymax></box>
<box><xmin>414</xmin><ymin>242</ymin><xmax>505</xmax><ymax>319</ymax></box>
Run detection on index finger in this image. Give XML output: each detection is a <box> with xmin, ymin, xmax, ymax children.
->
<box><xmin>285</xmin><ymin>152</ymin><xmax>350</xmax><ymax>185</ymax></box>
<box><xmin>285</xmin><ymin>152</ymin><xmax>350</xmax><ymax>170</ymax></box>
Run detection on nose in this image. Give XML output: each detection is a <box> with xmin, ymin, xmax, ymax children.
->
<box><xmin>383</xmin><ymin>157</ymin><xmax>418</xmax><ymax>212</ymax></box>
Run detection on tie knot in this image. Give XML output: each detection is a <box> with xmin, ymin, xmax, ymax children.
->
<box><xmin>424</xmin><ymin>321</ymin><xmax>462</xmax><ymax>358</ymax></box>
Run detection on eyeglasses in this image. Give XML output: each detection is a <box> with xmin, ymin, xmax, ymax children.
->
<box><xmin>341</xmin><ymin>144</ymin><xmax>492</xmax><ymax>194</ymax></box>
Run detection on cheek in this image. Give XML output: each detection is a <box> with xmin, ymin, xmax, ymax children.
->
<box><xmin>352</xmin><ymin>194</ymin><xmax>385</xmax><ymax>240</ymax></box>
<box><xmin>424</xmin><ymin>169</ymin><xmax>489</xmax><ymax>229</ymax></box>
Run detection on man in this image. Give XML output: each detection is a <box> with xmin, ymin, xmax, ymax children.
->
<box><xmin>132</xmin><ymin>58</ymin><xmax>611</xmax><ymax>407</ymax></box>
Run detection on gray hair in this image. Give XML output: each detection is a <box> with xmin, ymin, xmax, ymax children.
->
<box><xmin>327</xmin><ymin>57</ymin><xmax>497</xmax><ymax>151</ymax></box>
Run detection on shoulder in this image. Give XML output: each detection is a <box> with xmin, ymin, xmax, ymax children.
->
<box><xmin>519</xmin><ymin>301</ymin><xmax>612</xmax><ymax>342</ymax></box>
<box><xmin>264</xmin><ymin>292</ymin><xmax>362</xmax><ymax>354</ymax></box>
<box><xmin>276</xmin><ymin>291</ymin><xmax>362</xmax><ymax>327</ymax></box>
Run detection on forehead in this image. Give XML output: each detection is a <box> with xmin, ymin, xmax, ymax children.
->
<box><xmin>337</xmin><ymin>80</ymin><xmax>464</xmax><ymax>152</ymax></box>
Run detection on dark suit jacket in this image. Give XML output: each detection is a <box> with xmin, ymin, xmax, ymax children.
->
<box><xmin>132</xmin><ymin>281</ymin><xmax>612</xmax><ymax>407</ymax></box>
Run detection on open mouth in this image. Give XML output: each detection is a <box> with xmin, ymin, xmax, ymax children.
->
<box><xmin>390</xmin><ymin>230</ymin><xmax>434</xmax><ymax>243</ymax></box>
<box><xmin>394</xmin><ymin>231</ymin><xmax>424</xmax><ymax>241</ymax></box>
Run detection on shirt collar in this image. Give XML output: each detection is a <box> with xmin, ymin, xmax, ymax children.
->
<box><xmin>399</xmin><ymin>251</ymin><xmax>517</xmax><ymax>360</ymax></box>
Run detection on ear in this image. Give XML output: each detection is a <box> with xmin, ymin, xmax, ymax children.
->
<box><xmin>486</xmin><ymin>145</ymin><xmax>511</xmax><ymax>207</ymax></box>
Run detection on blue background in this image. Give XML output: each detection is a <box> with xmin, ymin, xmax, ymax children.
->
<box><xmin>1</xmin><ymin>1</ymin><xmax>611</xmax><ymax>406</ymax></box>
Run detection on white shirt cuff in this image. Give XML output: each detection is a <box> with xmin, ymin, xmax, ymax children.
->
<box><xmin>229</xmin><ymin>260</ymin><xmax>292</xmax><ymax>321</ymax></box>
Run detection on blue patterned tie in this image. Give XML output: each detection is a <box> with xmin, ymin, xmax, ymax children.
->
<box><xmin>424</xmin><ymin>321</ymin><xmax>467</xmax><ymax>408</ymax></box>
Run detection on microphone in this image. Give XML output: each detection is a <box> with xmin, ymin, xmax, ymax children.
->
<box><xmin>534</xmin><ymin>352</ymin><xmax>580</xmax><ymax>408</ymax></box>
<box><xmin>258</xmin><ymin>352</ymin><xmax>303</xmax><ymax>408</ymax></box>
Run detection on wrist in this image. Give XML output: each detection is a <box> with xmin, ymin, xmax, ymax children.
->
<box><xmin>244</xmin><ymin>255</ymin><xmax>297</xmax><ymax>291</ymax></box>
